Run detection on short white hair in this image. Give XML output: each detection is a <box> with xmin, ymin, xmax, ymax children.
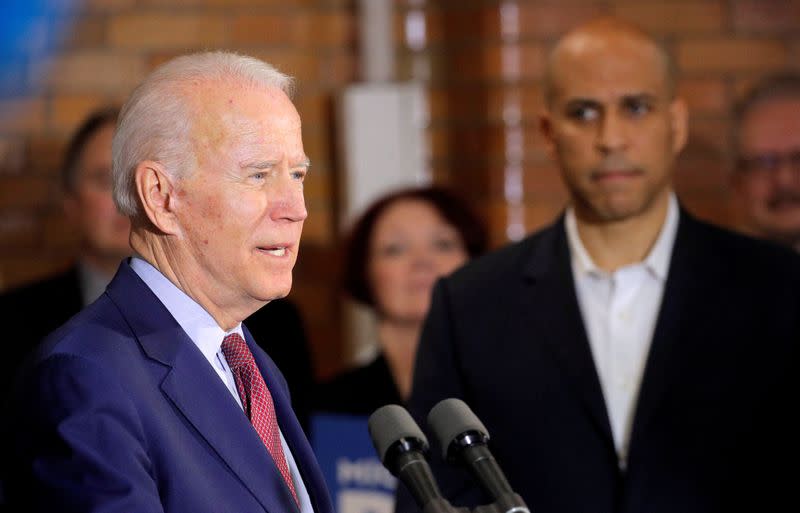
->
<box><xmin>111</xmin><ymin>51</ymin><xmax>294</xmax><ymax>217</ymax></box>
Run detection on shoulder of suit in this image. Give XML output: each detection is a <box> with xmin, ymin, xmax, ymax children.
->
<box><xmin>444</xmin><ymin>221</ymin><xmax>560</xmax><ymax>289</ymax></box>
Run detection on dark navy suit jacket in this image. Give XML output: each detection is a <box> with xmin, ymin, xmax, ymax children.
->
<box><xmin>397</xmin><ymin>210</ymin><xmax>800</xmax><ymax>513</ymax></box>
<box><xmin>4</xmin><ymin>261</ymin><xmax>333</xmax><ymax>513</ymax></box>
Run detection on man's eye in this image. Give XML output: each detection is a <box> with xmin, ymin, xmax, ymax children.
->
<box><xmin>251</xmin><ymin>172</ymin><xmax>266</xmax><ymax>180</ymax></box>
<box><xmin>623</xmin><ymin>99</ymin><xmax>651</xmax><ymax>117</ymax></box>
<box><xmin>291</xmin><ymin>170</ymin><xmax>307</xmax><ymax>181</ymax></box>
<box><xmin>568</xmin><ymin>106</ymin><xmax>599</xmax><ymax>122</ymax></box>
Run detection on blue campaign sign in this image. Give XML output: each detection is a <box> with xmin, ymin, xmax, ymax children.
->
<box><xmin>311</xmin><ymin>413</ymin><xmax>397</xmax><ymax>513</ymax></box>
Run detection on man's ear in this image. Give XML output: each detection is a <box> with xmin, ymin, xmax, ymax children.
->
<box><xmin>539</xmin><ymin>110</ymin><xmax>557</xmax><ymax>160</ymax></box>
<box><xmin>669</xmin><ymin>97</ymin><xmax>689</xmax><ymax>155</ymax></box>
<box><xmin>135</xmin><ymin>161</ymin><xmax>180</xmax><ymax>235</ymax></box>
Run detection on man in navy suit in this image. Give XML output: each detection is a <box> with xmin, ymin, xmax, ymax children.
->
<box><xmin>4</xmin><ymin>51</ymin><xmax>333</xmax><ymax>513</ymax></box>
<box><xmin>397</xmin><ymin>18</ymin><xmax>799</xmax><ymax>513</ymax></box>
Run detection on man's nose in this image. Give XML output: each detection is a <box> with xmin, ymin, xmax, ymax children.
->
<box><xmin>596</xmin><ymin>112</ymin><xmax>628</xmax><ymax>154</ymax></box>
<box><xmin>272</xmin><ymin>172</ymin><xmax>307</xmax><ymax>223</ymax></box>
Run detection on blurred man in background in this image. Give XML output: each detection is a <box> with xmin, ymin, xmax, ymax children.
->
<box><xmin>398</xmin><ymin>18</ymin><xmax>800</xmax><ymax>513</ymax></box>
<box><xmin>0</xmin><ymin>107</ymin><xmax>128</xmax><ymax>396</ymax></box>
<box><xmin>731</xmin><ymin>72</ymin><xmax>800</xmax><ymax>251</ymax></box>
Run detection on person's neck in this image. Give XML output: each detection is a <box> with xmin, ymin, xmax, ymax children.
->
<box><xmin>376</xmin><ymin>318</ymin><xmax>423</xmax><ymax>402</ymax></box>
<box><xmin>575</xmin><ymin>191</ymin><xmax>671</xmax><ymax>272</ymax></box>
<box><xmin>131</xmin><ymin>230</ymin><xmax>257</xmax><ymax>331</ymax></box>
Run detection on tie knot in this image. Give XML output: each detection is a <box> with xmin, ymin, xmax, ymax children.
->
<box><xmin>221</xmin><ymin>333</ymin><xmax>254</xmax><ymax>372</ymax></box>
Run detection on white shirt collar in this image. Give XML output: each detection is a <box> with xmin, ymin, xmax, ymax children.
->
<box><xmin>565</xmin><ymin>192</ymin><xmax>680</xmax><ymax>280</ymax></box>
<box><xmin>129</xmin><ymin>256</ymin><xmax>243</xmax><ymax>359</ymax></box>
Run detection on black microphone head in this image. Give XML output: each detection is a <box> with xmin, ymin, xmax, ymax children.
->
<box><xmin>368</xmin><ymin>404</ymin><xmax>429</xmax><ymax>465</ymax></box>
<box><xmin>428</xmin><ymin>398</ymin><xmax>489</xmax><ymax>460</ymax></box>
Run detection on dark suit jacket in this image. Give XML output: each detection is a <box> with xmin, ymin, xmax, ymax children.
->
<box><xmin>0</xmin><ymin>264</ymin><xmax>316</xmax><ymax>433</ymax></box>
<box><xmin>397</xmin><ymin>211</ymin><xmax>800</xmax><ymax>513</ymax></box>
<box><xmin>3</xmin><ymin>261</ymin><xmax>333</xmax><ymax>513</ymax></box>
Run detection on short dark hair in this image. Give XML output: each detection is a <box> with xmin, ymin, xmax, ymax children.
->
<box><xmin>62</xmin><ymin>106</ymin><xmax>120</xmax><ymax>192</ymax></box>
<box><xmin>342</xmin><ymin>186</ymin><xmax>488</xmax><ymax>308</ymax></box>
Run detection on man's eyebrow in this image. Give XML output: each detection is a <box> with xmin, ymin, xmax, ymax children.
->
<box><xmin>240</xmin><ymin>160</ymin><xmax>277</xmax><ymax>169</ymax></box>
<box><xmin>564</xmin><ymin>98</ymin><xmax>603</xmax><ymax>109</ymax></box>
<box><xmin>620</xmin><ymin>92</ymin><xmax>658</xmax><ymax>102</ymax></box>
<box><xmin>239</xmin><ymin>158</ymin><xmax>312</xmax><ymax>169</ymax></box>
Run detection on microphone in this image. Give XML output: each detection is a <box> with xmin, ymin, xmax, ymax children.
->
<box><xmin>427</xmin><ymin>399</ymin><xmax>530</xmax><ymax>513</ymax></box>
<box><xmin>368</xmin><ymin>404</ymin><xmax>458</xmax><ymax>513</ymax></box>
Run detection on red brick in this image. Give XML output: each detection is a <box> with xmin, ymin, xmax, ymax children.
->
<box><xmin>420</xmin><ymin>5</ymin><xmax>501</xmax><ymax>45</ymax></box>
<box><xmin>612</xmin><ymin>1</ymin><xmax>724</xmax><ymax>34</ymax></box>
<box><xmin>54</xmin><ymin>17</ymin><xmax>106</xmax><ymax>49</ymax></box>
<box><xmin>25</xmin><ymin>136</ymin><xmax>66</xmax><ymax>179</ymax></box>
<box><xmin>0</xmin><ymin>98</ymin><xmax>47</xmax><ymax>134</ymax></box>
<box><xmin>518</xmin><ymin>3</ymin><xmax>607</xmax><ymax>38</ymax></box>
<box><xmin>109</xmin><ymin>13</ymin><xmax>228</xmax><ymax>49</ymax></box>
<box><xmin>0</xmin><ymin>255</ymin><xmax>73</xmax><ymax>292</ymax></box>
<box><xmin>231</xmin><ymin>11</ymin><xmax>355</xmax><ymax>48</ymax></box>
<box><xmin>677</xmin><ymin>78</ymin><xmax>729</xmax><ymax>115</ymax></box>
<box><xmin>0</xmin><ymin>211</ymin><xmax>39</xmax><ymax>254</ymax></box>
<box><xmin>80</xmin><ymin>0</ymin><xmax>138</xmax><ymax>11</ymax></box>
<box><xmin>677</xmin><ymin>189</ymin><xmax>735</xmax><ymax>228</ymax></box>
<box><xmin>41</xmin><ymin>51</ymin><xmax>147</xmax><ymax>93</ymax></box>
<box><xmin>678</xmin><ymin>38</ymin><xmax>789</xmax><ymax>72</ymax></box>
<box><xmin>311</xmin><ymin>11</ymin><xmax>356</xmax><ymax>48</ymax></box>
<box><xmin>250</xmin><ymin>50</ymin><xmax>319</xmax><ymax>81</ymax></box>
<box><xmin>302</xmin><ymin>204</ymin><xmax>333</xmax><ymax>245</ymax></box>
<box><xmin>50</xmin><ymin>94</ymin><xmax>114</xmax><ymax>135</ymax></box>
<box><xmin>0</xmin><ymin>137</ymin><xmax>27</xmax><ymax>177</ymax></box>
<box><xmin>451</xmin><ymin>42</ymin><xmax>546</xmax><ymax>82</ymax></box>
<box><xmin>0</xmin><ymin>176</ymin><xmax>55</xmax><ymax>209</ymax></box>
<box><xmin>42</xmin><ymin>210</ymin><xmax>80</xmax><ymax>250</ymax></box>
<box><xmin>674</xmin><ymin>154</ymin><xmax>729</xmax><ymax>191</ymax></box>
<box><xmin>231</xmin><ymin>14</ymin><xmax>308</xmax><ymax>47</ymax></box>
<box><xmin>149</xmin><ymin>0</ymin><xmax>315</xmax><ymax>6</ymax></box>
<box><xmin>733</xmin><ymin>0</ymin><xmax>800</xmax><ymax>33</ymax></box>
<box><xmin>686</xmin><ymin>117</ymin><xmax>729</xmax><ymax>159</ymax></box>
<box><xmin>294</xmin><ymin>92</ymin><xmax>331</xmax><ymax>127</ymax></box>
<box><xmin>322</xmin><ymin>52</ymin><xmax>358</xmax><ymax>86</ymax></box>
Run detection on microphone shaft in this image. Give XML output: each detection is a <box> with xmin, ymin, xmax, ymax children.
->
<box><xmin>462</xmin><ymin>444</ymin><xmax>514</xmax><ymax>499</ymax></box>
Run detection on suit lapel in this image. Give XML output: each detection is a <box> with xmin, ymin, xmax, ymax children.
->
<box><xmin>628</xmin><ymin>211</ymin><xmax>704</xmax><ymax>452</ymax></box>
<box><xmin>520</xmin><ymin>220</ymin><xmax>614</xmax><ymax>446</ymax></box>
<box><xmin>106</xmin><ymin>262</ymin><xmax>300</xmax><ymax>513</ymax></box>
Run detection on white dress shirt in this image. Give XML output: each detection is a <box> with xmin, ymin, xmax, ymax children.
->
<box><xmin>130</xmin><ymin>256</ymin><xmax>313</xmax><ymax>513</ymax></box>
<box><xmin>565</xmin><ymin>194</ymin><xmax>679</xmax><ymax>466</ymax></box>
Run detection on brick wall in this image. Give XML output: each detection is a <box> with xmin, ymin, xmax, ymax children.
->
<box><xmin>1</xmin><ymin>0</ymin><xmax>798</xmax><ymax>376</ymax></box>
<box><xmin>396</xmin><ymin>0</ymin><xmax>800</xmax><ymax>245</ymax></box>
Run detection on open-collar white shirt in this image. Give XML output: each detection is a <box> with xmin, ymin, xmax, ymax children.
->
<box><xmin>565</xmin><ymin>193</ymin><xmax>679</xmax><ymax>468</ymax></box>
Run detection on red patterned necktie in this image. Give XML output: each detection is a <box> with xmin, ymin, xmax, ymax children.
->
<box><xmin>221</xmin><ymin>333</ymin><xmax>299</xmax><ymax>506</ymax></box>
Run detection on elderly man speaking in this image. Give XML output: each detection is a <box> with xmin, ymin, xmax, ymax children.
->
<box><xmin>3</xmin><ymin>52</ymin><xmax>333</xmax><ymax>513</ymax></box>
